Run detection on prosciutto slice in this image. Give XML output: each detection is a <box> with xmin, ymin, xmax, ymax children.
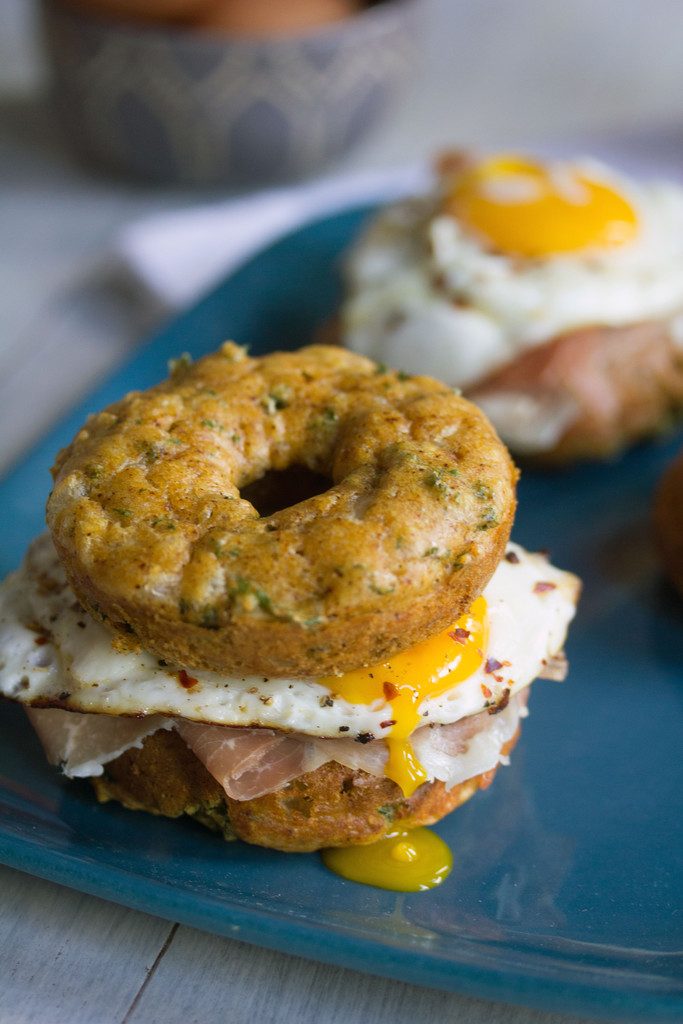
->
<box><xmin>176</xmin><ymin>694</ymin><xmax>526</xmax><ymax>801</ymax></box>
<box><xmin>27</xmin><ymin>693</ymin><xmax>526</xmax><ymax>800</ymax></box>
<box><xmin>26</xmin><ymin>707</ymin><xmax>173</xmax><ymax>778</ymax></box>
<box><xmin>176</xmin><ymin>722</ymin><xmax>308</xmax><ymax>801</ymax></box>
<box><xmin>470</xmin><ymin>320</ymin><xmax>683</xmax><ymax>460</ymax></box>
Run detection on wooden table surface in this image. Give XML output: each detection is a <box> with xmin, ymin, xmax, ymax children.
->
<box><xmin>2</xmin><ymin>1</ymin><xmax>683</xmax><ymax>1020</ymax></box>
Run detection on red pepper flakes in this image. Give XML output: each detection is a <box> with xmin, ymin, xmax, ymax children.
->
<box><xmin>380</xmin><ymin>719</ymin><xmax>397</xmax><ymax>729</ymax></box>
<box><xmin>481</xmin><ymin>683</ymin><xmax>492</xmax><ymax>699</ymax></box>
<box><xmin>484</xmin><ymin>657</ymin><xmax>510</xmax><ymax>682</ymax></box>
<box><xmin>383</xmin><ymin>681</ymin><xmax>399</xmax><ymax>700</ymax></box>
<box><xmin>178</xmin><ymin>669</ymin><xmax>199</xmax><ymax>689</ymax></box>
<box><xmin>533</xmin><ymin>581</ymin><xmax>557</xmax><ymax>594</ymax></box>
<box><xmin>449</xmin><ymin>627</ymin><xmax>470</xmax><ymax>644</ymax></box>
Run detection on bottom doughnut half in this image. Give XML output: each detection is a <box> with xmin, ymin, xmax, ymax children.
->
<box><xmin>92</xmin><ymin>726</ymin><xmax>520</xmax><ymax>853</ymax></box>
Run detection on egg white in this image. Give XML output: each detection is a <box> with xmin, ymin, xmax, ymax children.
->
<box><xmin>0</xmin><ymin>535</ymin><xmax>579</xmax><ymax>739</ymax></box>
<box><xmin>342</xmin><ymin>158</ymin><xmax>683</xmax><ymax>391</ymax></box>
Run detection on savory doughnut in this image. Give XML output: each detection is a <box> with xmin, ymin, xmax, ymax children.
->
<box><xmin>653</xmin><ymin>447</ymin><xmax>683</xmax><ymax>597</ymax></box>
<box><xmin>91</xmin><ymin>725</ymin><xmax>520</xmax><ymax>852</ymax></box>
<box><xmin>193</xmin><ymin>0</ymin><xmax>359</xmax><ymax>36</ymax></box>
<box><xmin>47</xmin><ymin>344</ymin><xmax>517</xmax><ymax>677</ymax></box>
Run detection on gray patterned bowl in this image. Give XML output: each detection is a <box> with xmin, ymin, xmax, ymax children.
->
<box><xmin>42</xmin><ymin>0</ymin><xmax>420</xmax><ymax>187</ymax></box>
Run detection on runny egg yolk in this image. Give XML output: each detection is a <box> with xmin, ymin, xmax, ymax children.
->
<box><xmin>321</xmin><ymin>827</ymin><xmax>453</xmax><ymax>892</ymax></box>
<box><xmin>444</xmin><ymin>155</ymin><xmax>638</xmax><ymax>257</ymax></box>
<box><xmin>321</xmin><ymin>596</ymin><xmax>488</xmax><ymax>798</ymax></box>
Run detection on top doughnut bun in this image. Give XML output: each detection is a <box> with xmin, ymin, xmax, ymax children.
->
<box><xmin>47</xmin><ymin>344</ymin><xmax>517</xmax><ymax>678</ymax></box>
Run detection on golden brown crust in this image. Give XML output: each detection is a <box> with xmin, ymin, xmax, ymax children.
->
<box><xmin>48</xmin><ymin>344</ymin><xmax>516</xmax><ymax>676</ymax></box>
<box><xmin>225</xmin><ymin>762</ymin><xmax>484</xmax><ymax>852</ymax></box>
<box><xmin>653</xmin><ymin>447</ymin><xmax>683</xmax><ymax>597</ymax></box>
<box><xmin>470</xmin><ymin>320</ymin><xmax>683</xmax><ymax>463</ymax></box>
<box><xmin>93</xmin><ymin>727</ymin><xmax>519</xmax><ymax>852</ymax></box>
<box><xmin>92</xmin><ymin>728</ymin><xmax>224</xmax><ymax>819</ymax></box>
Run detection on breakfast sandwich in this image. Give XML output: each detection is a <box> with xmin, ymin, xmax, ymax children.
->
<box><xmin>0</xmin><ymin>344</ymin><xmax>579</xmax><ymax>871</ymax></box>
<box><xmin>340</xmin><ymin>152</ymin><xmax>683</xmax><ymax>462</ymax></box>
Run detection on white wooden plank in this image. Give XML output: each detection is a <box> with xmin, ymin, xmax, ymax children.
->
<box><xmin>127</xmin><ymin>924</ymin><xmax>599</xmax><ymax>1024</ymax></box>
<box><xmin>0</xmin><ymin>864</ymin><xmax>171</xmax><ymax>1024</ymax></box>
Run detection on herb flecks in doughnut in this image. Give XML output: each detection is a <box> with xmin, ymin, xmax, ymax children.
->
<box><xmin>47</xmin><ymin>344</ymin><xmax>517</xmax><ymax>677</ymax></box>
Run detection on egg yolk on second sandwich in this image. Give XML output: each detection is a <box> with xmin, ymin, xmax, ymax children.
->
<box><xmin>321</xmin><ymin>596</ymin><xmax>488</xmax><ymax>797</ymax></box>
<box><xmin>443</xmin><ymin>155</ymin><xmax>638</xmax><ymax>258</ymax></box>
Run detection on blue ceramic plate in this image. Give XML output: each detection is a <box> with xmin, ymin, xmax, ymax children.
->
<box><xmin>0</xmin><ymin>208</ymin><xmax>681</xmax><ymax>1022</ymax></box>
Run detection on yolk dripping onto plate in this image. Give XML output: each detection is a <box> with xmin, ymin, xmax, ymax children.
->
<box><xmin>321</xmin><ymin>827</ymin><xmax>453</xmax><ymax>892</ymax></box>
<box><xmin>444</xmin><ymin>155</ymin><xmax>639</xmax><ymax>257</ymax></box>
<box><xmin>321</xmin><ymin>596</ymin><xmax>488</xmax><ymax>797</ymax></box>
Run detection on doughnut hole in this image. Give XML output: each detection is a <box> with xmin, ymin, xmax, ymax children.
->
<box><xmin>240</xmin><ymin>466</ymin><xmax>333</xmax><ymax>518</ymax></box>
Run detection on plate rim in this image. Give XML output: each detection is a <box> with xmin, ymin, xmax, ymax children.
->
<box><xmin>1</xmin><ymin>827</ymin><xmax>681</xmax><ymax>1023</ymax></box>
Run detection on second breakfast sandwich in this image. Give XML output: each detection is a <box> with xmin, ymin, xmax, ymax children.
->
<box><xmin>0</xmin><ymin>344</ymin><xmax>579</xmax><ymax>851</ymax></box>
<box><xmin>340</xmin><ymin>152</ymin><xmax>683</xmax><ymax>462</ymax></box>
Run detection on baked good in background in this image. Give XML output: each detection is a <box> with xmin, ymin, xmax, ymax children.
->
<box><xmin>60</xmin><ymin>0</ymin><xmax>216</xmax><ymax>23</ymax></box>
<box><xmin>340</xmin><ymin>153</ymin><xmax>683</xmax><ymax>463</ymax></box>
<box><xmin>193</xmin><ymin>0</ymin><xmax>360</xmax><ymax>35</ymax></box>
<box><xmin>62</xmin><ymin>0</ymin><xmax>360</xmax><ymax>32</ymax></box>
<box><xmin>0</xmin><ymin>344</ymin><xmax>579</xmax><ymax>867</ymax></box>
<box><xmin>653</xmin><ymin>447</ymin><xmax>683</xmax><ymax>597</ymax></box>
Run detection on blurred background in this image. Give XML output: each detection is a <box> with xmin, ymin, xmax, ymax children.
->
<box><xmin>2</xmin><ymin>0</ymin><xmax>683</xmax><ymax>469</ymax></box>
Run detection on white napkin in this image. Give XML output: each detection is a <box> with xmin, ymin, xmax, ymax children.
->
<box><xmin>114</xmin><ymin>132</ymin><xmax>683</xmax><ymax>313</ymax></box>
<box><xmin>116</xmin><ymin>165</ymin><xmax>430</xmax><ymax>311</ymax></box>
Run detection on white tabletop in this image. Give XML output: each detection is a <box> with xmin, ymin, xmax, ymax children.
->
<box><xmin>2</xmin><ymin>1</ymin><xmax>683</xmax><ymax>1020</ymax></box>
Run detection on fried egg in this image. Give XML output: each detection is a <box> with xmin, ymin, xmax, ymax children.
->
<box><xmin>342</xmin><ymin>153</ymin><xmax>683</xmax><ymax>393</ymax></box>
<box><xmin>0</xmin><ymin>535</ymin><xmax>578</xmax><ymax>796</ymax></box>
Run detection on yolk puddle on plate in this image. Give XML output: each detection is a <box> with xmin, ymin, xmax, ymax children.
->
<box><xmin>321</xmin><ymin>828</ymin><xmax>453</xmax><ymax>892</ymax></box>
<box><xmin>320</xmin><ymin>597</ymin><xmax>488</xmax><ymax>797</ymax></box>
